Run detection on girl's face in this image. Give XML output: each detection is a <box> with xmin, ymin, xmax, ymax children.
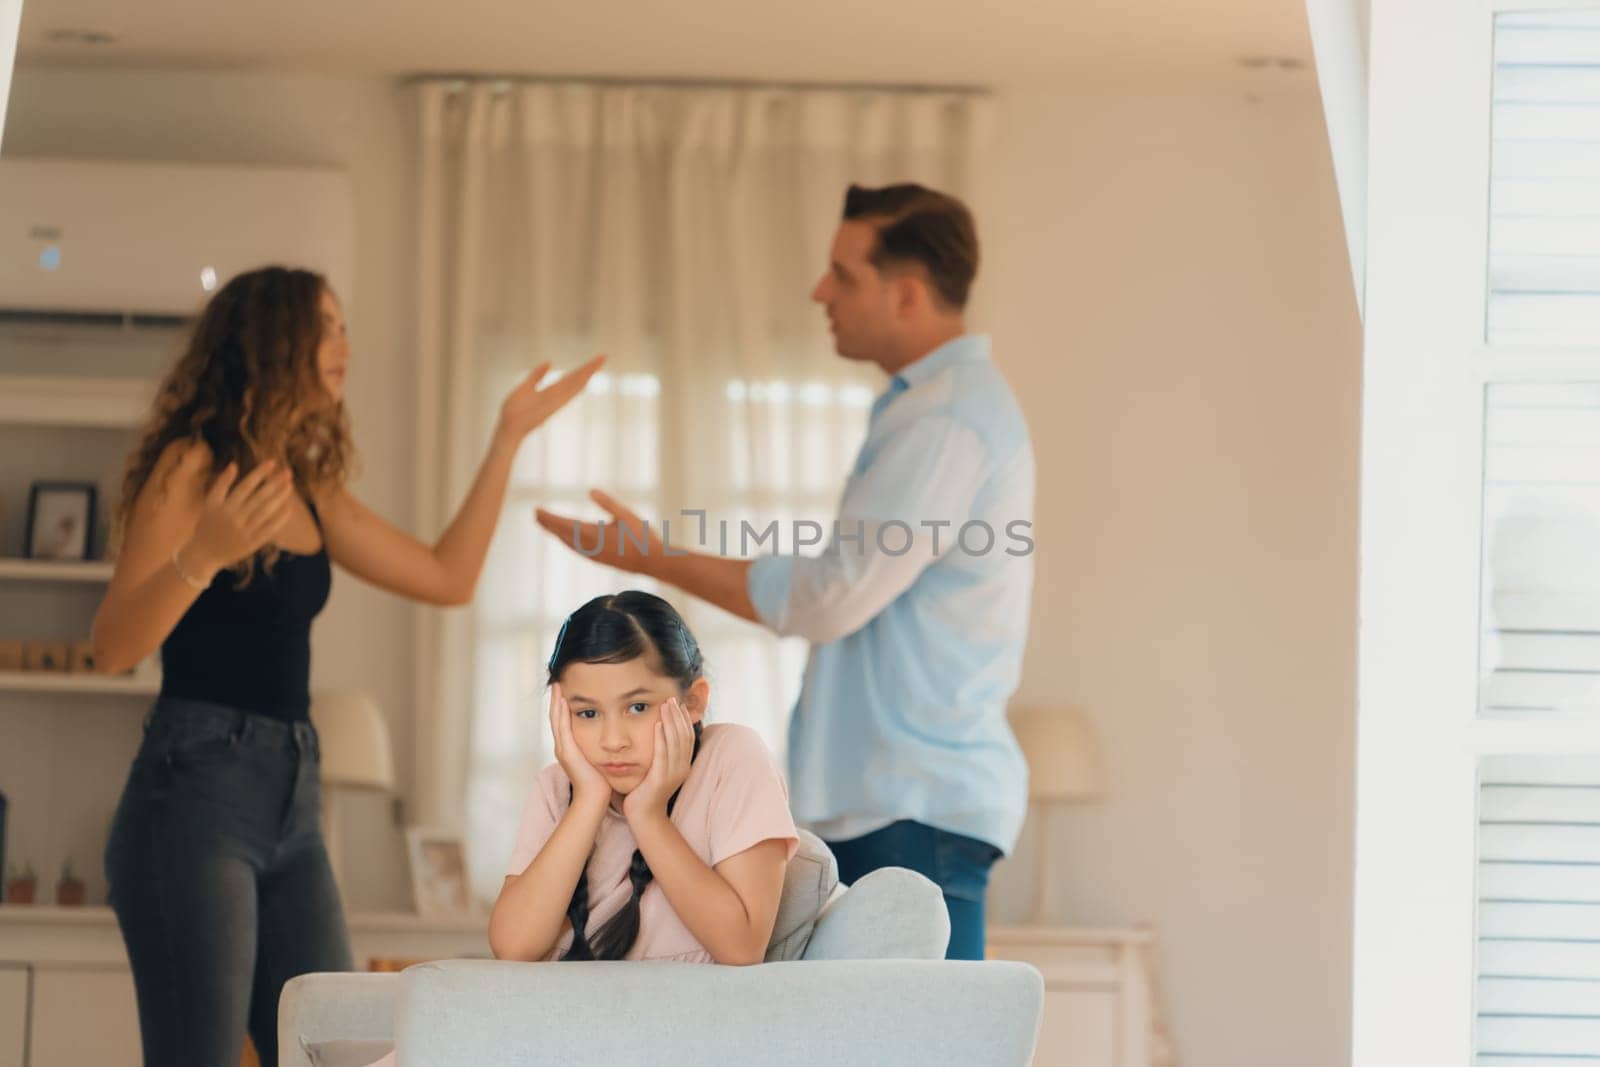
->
<box><xmin>316</xmin><ymin>287</ymin><xmax>350</xmax><ymax>403</ymax></box>
<box><xmin>559</xmin><ymin>657</ymin><xmax>709</xmax><ymax>795</ymax></box>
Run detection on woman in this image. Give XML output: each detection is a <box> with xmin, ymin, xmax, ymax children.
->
<box><xmin>93</xmin><ymin>265</ymin><xmax>601</xmax><ymax>1067</ymax></box>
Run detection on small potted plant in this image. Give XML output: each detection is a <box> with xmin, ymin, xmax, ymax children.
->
<box><xmin>5</xmin><ymin>861</ymin><xmax>37</xmax><ymax>905</ymax></box>
<box><xmin>56</xmin><ymin>860</ymin><xmax>86</xmax><ymax>907</ymax></box>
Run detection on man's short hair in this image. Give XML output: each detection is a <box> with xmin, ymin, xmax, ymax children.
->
<box><xmin>842</xmin><ymin>183</ymin><xmax>980</xmax><ymax>310</ymax></box>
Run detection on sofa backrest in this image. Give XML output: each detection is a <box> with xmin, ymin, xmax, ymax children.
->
<box><xmin>396</xmin><ymin>959</ymin><xmax>1045</xmax><ymax>1066</ymax></box>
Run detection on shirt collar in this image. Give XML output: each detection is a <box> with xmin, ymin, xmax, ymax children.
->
<box><xmin>891</xmin><ymin>333</ymin><xmax>991</xmax><ymax>392</ymax></box>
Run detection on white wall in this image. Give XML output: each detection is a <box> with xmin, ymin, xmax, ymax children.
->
<box><xmin>2</xmin><ymin>66</ymin><xmax>420</xmax><ymax>911</ymax></box>
<box><xmin>0</xmin><ymin>0</ymin><xmax>19</xmax><ymax>152</ymax></box>
<box><xmin>982</xmin><ymin>81</ymin><xmax>1361</xmax><ymax>1067</ymax></box>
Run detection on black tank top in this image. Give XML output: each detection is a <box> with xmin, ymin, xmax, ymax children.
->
<box><xmin>159</xmin><ymin>499</ymin><xmax>331</xmax><ymax>721</ymax></box>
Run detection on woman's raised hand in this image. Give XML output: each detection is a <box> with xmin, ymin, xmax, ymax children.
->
<box><xmin>180</xmin><ymin>460</ymin><xmax>296</xmax><ymax>580</ymax></box>
<box><xmin>494</xmin><ymin>355</ymin><xmax>606</xmax><ymax>449</ymax></box>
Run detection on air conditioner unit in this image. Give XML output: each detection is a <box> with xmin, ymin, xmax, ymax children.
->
<box><xmin>0</xmin><ymin>158</ymin><xmax>353</xmax><ymax>427</ymax></box>
<box><xmin>0</xmin><ymin>157</ymin><xmax>353</xmax><ymax>318</ymax></box>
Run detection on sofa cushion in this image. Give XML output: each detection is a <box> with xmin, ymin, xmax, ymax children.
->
<box><xmin>801</xmin><ymin>867</ymin><xmax>949</xmax><ymax>960</ymax></box>
<box><xmin>764</xmin><ymin>829</ymin><xmax>839</xmax><ymax>962</ymax></box>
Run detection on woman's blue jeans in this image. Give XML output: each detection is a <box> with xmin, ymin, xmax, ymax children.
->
<box><xmin>105</xmin><ymin>698</ymin><xmax>353</xmax><ymax>1067</ymax></box>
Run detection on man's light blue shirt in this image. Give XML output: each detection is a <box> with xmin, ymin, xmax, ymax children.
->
<box><xmin>747</xmin><ymin>334</ymin><xmax>1036</xmax><ymax>852</ymax></box>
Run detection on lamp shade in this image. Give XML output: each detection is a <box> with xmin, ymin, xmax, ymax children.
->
<box><xmin>1010</xmin><ymin>704</ymin><xmax>1103</xmax><ymax>802</ymax></box>
<box><xmin>311</xmin><ymin>690</ymin><xmax>395</xmax><ymax>791</ymax></box>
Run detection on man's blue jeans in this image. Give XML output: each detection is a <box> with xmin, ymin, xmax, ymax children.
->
<box><xmin>825</xmin><ymin>819</ymin><xmax>1003</xmax><ymax>960</ymax></box>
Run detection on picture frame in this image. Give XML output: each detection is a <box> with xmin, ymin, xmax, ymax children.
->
<box><xmin>24</xmin><ymin>482</ymin><xmax>97</xmax><ymax>561</ymax></box>
<box><xmin>405</xmin><ymin>826</ymin><xmax>478</xmax><ymax>918</ymax></box>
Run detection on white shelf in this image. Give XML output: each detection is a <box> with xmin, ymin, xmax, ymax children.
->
<box><xmin>348</xmin><ymin>912</ymin><xmax>490</xmax><ymax>936</ymax></box>
<box><xmin>0</xmin><ymin>375</ymin><xmax>155</xmax><ymax>429</ymax></box>
<box><xmin>0</xmin><ymin>906</ymin><xmax>118</xmax><ymax>927</ymax></box>
<box><xmin>989</xmin><ymin>925</ymin><xmax>1156</xmax><ymax>946</ymax></box>
<box><xmin>0</xmin><ymin>671</ymin><xmax>158</xmax><ymax>696</ymax></box>
<box><xmin>0</xmin><ymin>907</ymin><xmax>484</xmax><ymax>934</ymax></box>
<box><xmin>0</xmin><ymin>559</ymin><xmax>115</xmax><ymax>583</ymax></box>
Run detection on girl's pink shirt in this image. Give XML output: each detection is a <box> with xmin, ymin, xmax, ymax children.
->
<box><xmin>505</xmin><ymin>722</ymin><xmax>799</xmax><ymax>962</ymax></box>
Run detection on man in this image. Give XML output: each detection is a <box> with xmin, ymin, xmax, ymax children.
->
<box><xmin>537</xmin><ymin>183</ymin><xmax>1036</xmax><ymax>958</ymax></box>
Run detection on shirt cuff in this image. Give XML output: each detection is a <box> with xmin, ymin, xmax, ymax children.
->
<box><xmin>746</xmin><ymin>553</ymin><xmax>795</xmax><ymax>633</ymax></box>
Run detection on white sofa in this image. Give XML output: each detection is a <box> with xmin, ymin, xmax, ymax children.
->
<box><xmin>280</xmin><ymin>831</ymin><xmax>1044</xmax><ymax>1066</ymax></box>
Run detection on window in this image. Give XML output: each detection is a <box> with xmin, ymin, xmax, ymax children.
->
<box><xmin>1357</xmin><ymin>7</ymin><xmax>1600</xmax><ymax>1064</ymax></box>
<box><xmin>463</xmin><ymin>367</ymin><xmax>870</xmax><ymax>893</ymax></box>
<box><xmin>1481</xmin><ymin>383</ymin><xmax>1600</xmax><ymax>719</ymax></box>
<box><xmin>1476</xmin><ymin>755</ymin><xmax>1600</xmax><ymax>1061</ymax></box>
<box><xmin>1488</xmin><ymin>12</ymin><xmax>1600</xmax><ymax>347</ymax></box>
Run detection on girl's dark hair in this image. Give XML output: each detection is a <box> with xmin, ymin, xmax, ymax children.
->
<box><xmin>546</xmin><ymin>591</ymin><xmax>706</xmax><ymax>961</ymax></box>
<box><xmin>116</xmin><ymin>265</ymin><xmax>354</xmax><ymax>583</ymax></box>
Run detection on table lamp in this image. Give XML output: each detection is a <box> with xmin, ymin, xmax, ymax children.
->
<box><xmin>1010</xmin><ymin>704</ymin><xmax>1103</xmax><ymax>924</ymax></box>
<box><xmin>311</xmin><ymin>691</ymin><xmax>396</xmax><ymax>895</ymax></box>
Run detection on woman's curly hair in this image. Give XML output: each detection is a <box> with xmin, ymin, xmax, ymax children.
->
<box><xmin>116</xmin><ymin>266</ymin><xmax>355</xmax><ymax>581</ymax></box>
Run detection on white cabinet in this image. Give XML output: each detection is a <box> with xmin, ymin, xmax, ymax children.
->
<box><xmin>0</xmin><ymin>906</ymin><xmax>489</xmax><ymax>1065</ymax></box>
<box><xmin>0</xmin><ymin>967</ymin><xmax>27</xmax><ymax>1067</ymax></box>
<box><xmin>987</xmin><ymin>926</ymin><xmax>1175</xmax><ymax>1067</ymax></box>
<box><xmin>1039</xmin><ymin>990</ymin><xmax>1120</xmax><ymax>1067</ymax></box>
<box><xmin>29</xmin><ymin>966</ymin><xmax>139</xmax><ymax>1067</ymax></box>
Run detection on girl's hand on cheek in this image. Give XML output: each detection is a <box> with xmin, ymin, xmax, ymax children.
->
<box><xmin>549</xmin><ymin>684</ymin><xmax>610</xmax><ymax>808</ymax></box>
<box><xmin>623</xmin><ymin>698</ymin><xmax>695</xmax><ymax>823</ymax></box>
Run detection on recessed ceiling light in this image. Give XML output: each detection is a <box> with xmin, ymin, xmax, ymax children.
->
<box><xmin>46</xmin><ymin>28</ymin><xmax>118</xmax><ymax>46</ymax></box>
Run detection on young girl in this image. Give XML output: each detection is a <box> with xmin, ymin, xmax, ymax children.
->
<box><xmin>96</xmin><ymin>266</ymin><xmax>601</xmax><ymax>1067</ymax></box>
<box><xmin>489</xmin><ymin>590</ymin><xmax>798</xmax><ymax>965</ymax></box>
<box><xmin>362</xmin><ymin>592</ymin><xmax>796</xmax><ymax>1067</ymax></box>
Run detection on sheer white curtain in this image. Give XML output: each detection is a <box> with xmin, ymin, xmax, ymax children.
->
<box><xmin>413</xmin><ymin>80</ymin><xmax>984</xmax><ymax>896</ymax></box>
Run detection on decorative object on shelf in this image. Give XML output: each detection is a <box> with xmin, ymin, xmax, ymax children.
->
<box><xmin>23</xmin><ymin>640</ymin><xmax>71</xmax><ymax>673</ymax></box>
<box><xmin>0</xmin><ymin>637</ymin><xmax>126</xmax><ymax>680</ymax></box>
<box><xmin>405</xmin><ymin>827</ymin><xmax>476</xmax><ymax>919</ymax></box>
<box><xmin>1010</xmin><ymin>704</ymin><xmax>1105</xmax><ymax>925</ymax></box>
<box><xmin>55</xmin><ymin>860</ymin><xmax>85</xmax><ymax>907</ymax></box>
<box><xmin>310</xmin><ymin>691</ymin><xmax>396</xmax><ymax>895</ymax></box>
<box><xmin>5</xmin><ymin>861</ymin><xmax>37</xmax><ymax>905</ymax></box>
<box><xmin>24</xmin><ymin>481</ymin><xmax>97</xmax><ymax>561</ymax></box>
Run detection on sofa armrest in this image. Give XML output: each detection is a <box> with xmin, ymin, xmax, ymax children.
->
<box><xmin>278</xmin><ymin>972</ymin><xmax>400</xmax><ymax>1067</ymax></box>
<box><xmin>802</xmin><ymin>867</ymin><xmax>951</xmax><ymax>960</ymax></box>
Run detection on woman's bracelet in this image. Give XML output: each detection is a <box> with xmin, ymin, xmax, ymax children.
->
<box><xmin>171</xmin><ymin>547</ymin><xmax>212</xmax><ymax>591</ymax></box>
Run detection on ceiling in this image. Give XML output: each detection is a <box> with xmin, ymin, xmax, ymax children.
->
<box><xmin>16</xmin><ymin>0</ymin><xmax>1315</xmax><ymax>88</ymax></box>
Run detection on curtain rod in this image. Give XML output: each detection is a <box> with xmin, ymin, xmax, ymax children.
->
<box><xmin>402</xmin><ymin>72</ymin><xmax>990</xmax><ymax>97</ymax></box>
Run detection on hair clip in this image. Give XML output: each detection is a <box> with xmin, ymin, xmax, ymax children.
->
<box><xmin>547</xmin><ymin>615</ymin><xmax>571</xmax><ymax>672</ymax></box>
